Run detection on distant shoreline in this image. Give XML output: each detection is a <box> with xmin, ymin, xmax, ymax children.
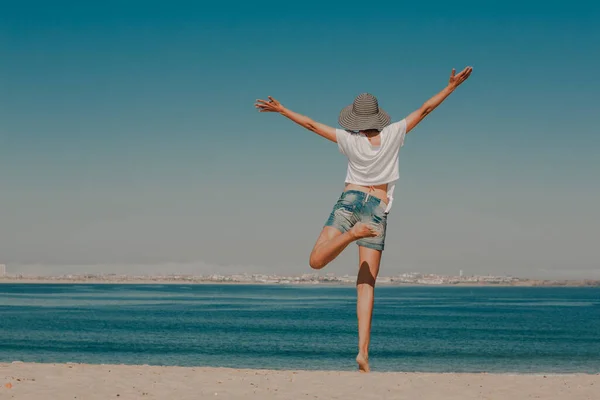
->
<box><xmin>1</xmin><ymin>278</ymin><xmax>598</xmax><ymax>287</ymax></box>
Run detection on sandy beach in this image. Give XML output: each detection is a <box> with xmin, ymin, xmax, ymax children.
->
<box><xmin>1</xmin><ymin>362</ymin><xmax>598</xmax><ymax>400</ymax></box>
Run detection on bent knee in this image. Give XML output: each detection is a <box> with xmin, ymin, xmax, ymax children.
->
<box><xmin>309</xmin><ymin>253</ymin><xmax>325</xmax><ymax>270</ymax></box>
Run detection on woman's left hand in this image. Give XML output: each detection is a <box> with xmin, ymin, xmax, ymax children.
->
<box><xmin>255</xmin><ymin>96</ymin><xmax>285</xmax><ymax>113</ymax></box>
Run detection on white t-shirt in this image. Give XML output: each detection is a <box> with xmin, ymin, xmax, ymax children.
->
<box><xmin>336</xmin><ymin>119</ymin><xmax>407</xmax><ymax>213</ymax></box>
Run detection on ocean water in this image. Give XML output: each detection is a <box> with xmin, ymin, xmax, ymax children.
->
<box><xmin>0</xmin><ymin>284</ymin><xmax>599</xmax><ymax>373</ymax></box>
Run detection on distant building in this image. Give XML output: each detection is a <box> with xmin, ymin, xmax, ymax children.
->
<box><xmin>0</xmin><ymin>264</ymin><xmax>6</xmax><ymax>277</ymax></box>
<box><xmin>459</xmin><ymin>269</ymin><xmax>463</xmax><ymax>277</ymax></box>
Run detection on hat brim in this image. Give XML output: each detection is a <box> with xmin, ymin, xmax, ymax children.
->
<box><xmin>338</xmin><ymin>105</ymin><xmax>391</xmax><ymax>131</ymax></box>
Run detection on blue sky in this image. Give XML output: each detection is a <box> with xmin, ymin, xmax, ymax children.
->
<box><xmin>1</xmin><ymin>1</ymin><xmax>599</xmax><ymax>278</ymax></box>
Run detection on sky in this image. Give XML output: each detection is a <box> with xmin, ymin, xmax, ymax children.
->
<box><xmin>1</xmin><ymin>1</ymin><xmax>599</xmax><ymax>279</ymax></box>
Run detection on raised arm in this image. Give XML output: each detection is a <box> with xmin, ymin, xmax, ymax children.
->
<box><xmin>405</xmin><ymin>66</ymin><xmax>473</xmax><ymax>133</ymax></box>
<box><xmin>255</xmin><ymin>96</ymin><xmax>337</xmax><ymax>143</ymax></box>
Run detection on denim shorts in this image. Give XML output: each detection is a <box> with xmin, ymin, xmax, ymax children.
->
<box><xmin>324</xmin><ymin>190</ymin><xmax>388</xmax><ymax>251</ymax></box>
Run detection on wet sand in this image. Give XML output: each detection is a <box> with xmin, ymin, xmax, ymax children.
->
<box><xmin>1</xmin><ymin>362</ymin><xmax>598</xmax><ymax>399</ymax></box>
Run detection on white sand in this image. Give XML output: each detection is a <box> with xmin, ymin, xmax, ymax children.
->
<box><xmin>1</xmin><ymin>362</ymin><xmax>598</xmax><ymax>400</ymax></box>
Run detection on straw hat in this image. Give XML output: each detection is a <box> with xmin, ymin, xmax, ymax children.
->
<box><xmin>338</xmin><ymin>93</ymin><xmax>390</xmax><ymax>131</ymax></box>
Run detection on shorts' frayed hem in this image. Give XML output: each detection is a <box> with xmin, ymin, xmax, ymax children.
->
<box><xmin>356</xmin><ymin>242</ymin><xmax>384</xmax><ymax>252</ymax></box>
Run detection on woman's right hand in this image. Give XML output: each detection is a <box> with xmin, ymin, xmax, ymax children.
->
<box><xmin>448</xmin><ymin>66</ymin><xmax>473</xmax><ymax>90</ymax></box>
<box><xmin>255</xmin><ymin>96</ymin><xmax>285</xmax><ymax>113</ymax></box>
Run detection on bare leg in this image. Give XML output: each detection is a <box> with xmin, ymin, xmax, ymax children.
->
<box><xmin>355</xmin><ymin>246</ymin><xmax>382</xmax><ymax>373</ymax></box>
<box><xmin>309</xmin><ymin>224</ymin><xmax>378</xmax><ymax>270</ymax></box>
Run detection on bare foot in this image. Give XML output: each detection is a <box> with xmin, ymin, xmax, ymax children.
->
<box><xmin>356</xmin><ymin>353</ymin><xmax>370</xmax><ymax>373</ymax></box>
<box><xmin>349</xmin><ymin>223</ymin><xmax>379</xmax><ymax>240</ymax></box>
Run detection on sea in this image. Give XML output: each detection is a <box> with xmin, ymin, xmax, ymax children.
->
<box><xmin>0</xmin><ymin>284</ymin><xmax>599</xmax><ymax>373</ymax></box>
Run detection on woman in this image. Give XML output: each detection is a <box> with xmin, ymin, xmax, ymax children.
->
<box><xmin>255</xmin><ymin>66</ymin><xmax>473</xmax><ymax>372</ymax></box>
